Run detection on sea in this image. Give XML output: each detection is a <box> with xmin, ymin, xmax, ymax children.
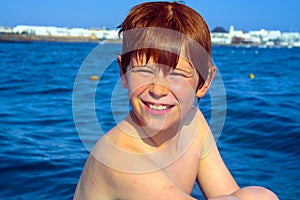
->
<box><xmin>0</xmin><ymin>41</ymin><xmax>299</xmax><ymax>200</ymax></box>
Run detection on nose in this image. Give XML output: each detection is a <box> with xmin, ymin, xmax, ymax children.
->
<box><xmin>149</xmin><ymin>83</ymin><xmax>169</xmax><ymax>99</ymax></box>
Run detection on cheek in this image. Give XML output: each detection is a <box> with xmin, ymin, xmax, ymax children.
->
<box><xmin>127</xmin><ymin>78</ymin><xmax>149</xmax><ymax>99</ymax></box>
<box><xmin>173</xmin><ymin>79</ymin><xmax>198</xmax><ymax>99</ymax></box>
<box><xmin>177</xmin><ymin>90</ymin><xmax>195</xmax><ymax>107</ymax></box>
<box><xmin>173</xmin><ymin>83</ymin><xmax>196</xmax><ymax>111</ymax></box>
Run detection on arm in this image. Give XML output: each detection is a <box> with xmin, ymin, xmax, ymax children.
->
<box><xmin>196</xmin><ymin>131</ymin><xmax>278</xmax><ymax>200</ymax></box>
<box><xmin>197</xmin><ymin>140</ymin><xmax>239</xmax><ymax>199</ymax></box>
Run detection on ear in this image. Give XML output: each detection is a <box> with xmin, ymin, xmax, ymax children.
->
<box><xmin>196</xmin><ymin>66</ymin><xmax>216</xmax><ymax>98</ymax></box>
<box><xmin>118</xmin><ymin>55</ymin><xmax>128</xmax><ymax>88</ymax></box>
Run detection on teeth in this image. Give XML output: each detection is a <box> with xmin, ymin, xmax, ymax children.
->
<box><xmin>149</xmin><ymin>104</ymin><xmax>168</xmax><ymax>110</ymax></box>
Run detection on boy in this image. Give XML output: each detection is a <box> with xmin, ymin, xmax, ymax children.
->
<box><xmin>74</xmin><ymin>2</ymin><xmax>278</xmax><ymax>199</ymax></box>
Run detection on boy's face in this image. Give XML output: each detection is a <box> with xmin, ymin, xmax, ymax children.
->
<box><xmin>120</xmin><ymin>55</ymin><xmax>207</xmax><ymax>132</ymax></box>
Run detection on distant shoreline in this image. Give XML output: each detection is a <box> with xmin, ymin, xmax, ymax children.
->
<box><xmin>0</xmin><ymin>33</ymin><xmax>104</xmax><ymax>43</ymax></box>
<box><xmin>1</xmin><ymin>25</ymin><xmax>299</xmax><ymax>47</ymax></box>
<box><xmin>0</xmin><ymin>33</ymin><xmax>297</xmax><ymax>48</ymax></box>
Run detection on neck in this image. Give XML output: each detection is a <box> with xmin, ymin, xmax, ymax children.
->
<box><xmin>142</xmin><ymin>122</ymin><xmax>180</xmax><ymax>149</ymax></box>
<box><xmin>127</xmin><ymin>112</ymin><xmax>181</xmax><ymax>149</ymax></box>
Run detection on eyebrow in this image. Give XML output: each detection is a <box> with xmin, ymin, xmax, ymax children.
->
<box><xmin>174</xmin><ymin>65</ymin><xmax>194</xmax><ymax>74</ymax></box>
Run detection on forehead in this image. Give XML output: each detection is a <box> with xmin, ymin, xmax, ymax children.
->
<box><xmin>176</xmin><ymin>57</ymin><xmax>193</xmax><ymax>71</ymax></box>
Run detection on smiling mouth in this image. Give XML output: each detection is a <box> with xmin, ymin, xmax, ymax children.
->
<box><xmin>142</xmin><ymin>100</ymin><xmax>174</xmax><ymax>111</ymax></box>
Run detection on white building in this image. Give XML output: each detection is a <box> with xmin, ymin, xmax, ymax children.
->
<box><xmin>9</xmin><ymin>25</ymin><xmax>119</xmax><ymax>40</ymax></box>
<box><xmin>0</xmin><ymin>26</ymin><xmax>13</xmax><ymax>33</ymax></box>
<box><xmin>211</xmin><ymin>32</ymin><xmax>231</xmax><ymax>45</ymax></box>
<box><xmin>1</xmin><ymin>25</ymin><xmax>300</xmax><ymax>46</ymax></box>
<box><xmin>229</xmin><ymin>25</ymin><xmax>244</xmax><ymax>38</ymax></box>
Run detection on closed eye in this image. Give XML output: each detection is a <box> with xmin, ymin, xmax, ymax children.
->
<box><xmin>169</xmin><ymin>72</ymin><xmax>187</xmax><ymax>77</ymax></box>
<box><xmin>131</xmin><ymin>66</ymin><xmax>155</xmax><ymax>76</ymax></box>
<box><xmin>169</xmin><ymin>70</ymin><xmax>193</xmax><ymax>78</ymax></box>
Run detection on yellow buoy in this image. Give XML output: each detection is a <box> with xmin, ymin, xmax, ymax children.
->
<box><xmin>90</xmin><ymin>75</ymin><xmax>99</xmax><ymax>81</ymax></box>
<box><xmin>249</xmin><ymin>73</ymin><xmax>255</xmax><ymax>79</ymax></box>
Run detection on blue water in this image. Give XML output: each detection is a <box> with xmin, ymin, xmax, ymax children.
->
<box><xmin>0</xmin><ymin>42</ymin><xmax>299</xmax><ymax>199</ymax></box>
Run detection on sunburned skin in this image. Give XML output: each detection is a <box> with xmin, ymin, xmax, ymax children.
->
<box><xmin>75</xmin><ymin>107</ymin><xmax>216</xmax><ymax>199</ymax></box>
<box><xmin>74</xmin><ymin>54</ymin><xmax>277</xmax><ymax>200</ymax></box>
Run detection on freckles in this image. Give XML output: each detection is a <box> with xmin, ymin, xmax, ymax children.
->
<box><xmin>127</xmin><ymin>75</ymin><xmax>151</xmax><ymax>91</ymax></box>
<box><xmin>128</xmin><ymin>85</ymin><xmax>149</xmax><ymax>99</ymax></box>
<box><xmin>162</xmin><ymin>185</ymin><xmax>175</xmax><ymax>191</ymax></box>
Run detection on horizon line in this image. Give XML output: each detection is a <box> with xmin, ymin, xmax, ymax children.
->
<box><xmin>0</xmin><ymin>24</ymin><xmax>298</xmax><ymax>33</ymax></box>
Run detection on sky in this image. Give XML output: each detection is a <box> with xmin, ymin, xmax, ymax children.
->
<box><xmin>0</xmin><ymin>0</ymin><xmax>299</xmax><ymax>32</ymax></box>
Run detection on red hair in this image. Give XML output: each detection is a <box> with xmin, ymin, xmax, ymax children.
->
<box><xmin>118</xmin><ymin>1</ymin><xmax>212</xmax><ymax>86</ymax></box>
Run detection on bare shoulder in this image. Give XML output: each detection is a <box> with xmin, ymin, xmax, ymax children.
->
<box><xmin>73</xmin><ymin>127</ymin><xmax>124</xmax><ymax>199</ymax></box>
<box><xmin>73</xmin><ymin>152</ymin><xmax>116</xmax><ymax>199</ymax></box>
<box><xmin>186</xmin><ymin>108</ymin><xmax>213</xmax><ymax>151</ymax></box>
<box><xmin>75</xmin><ymin>150</ymin><xmax>196</xmax><ymax>200</ymax></box>
<box><xmin>74</xmin><ymin>121</ymin><xmax>199</xmax><ymax>199</ymax></box>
